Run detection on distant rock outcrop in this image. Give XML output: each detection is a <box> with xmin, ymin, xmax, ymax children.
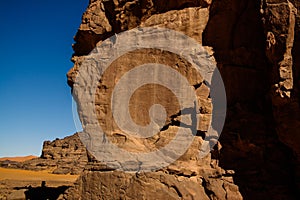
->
<box><xmin>22</xmin><ymin>133</ymin><xmax>88</xmax><ymax>175</ymax></box>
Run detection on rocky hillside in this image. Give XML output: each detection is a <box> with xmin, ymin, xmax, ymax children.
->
<box><xmin>62</xmin><ymin>0</ymin><xmax>300</xmax><ymax>199</ymax></box>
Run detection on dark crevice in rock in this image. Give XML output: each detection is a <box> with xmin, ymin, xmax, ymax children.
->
<box><xmin>222</xmin><ymin>182</ymin><xmax>228</xmax><ymax>200</ymax></box>
<box><xmin>193</xmin><ymin>82</ymin><xmax>203</xmax><ymax>89</ymax></box>
<box><xmin>201</xmin><ymin>178</ymin><xmax>215</xmax><ymax>200</ymax></box>
<box><xmin>72</xmin><ymin>30</ymin><xmax>114</xmax><ymax>57</ymax></box>
<box><xmin>196</xmin><ymin>130</ymin><xmax>206</xmax><ymax>139</ymax></box>
<box><xmin>102</xmin><ymin>0</ymin><xmax>119</xmax><ymax>33</ymax></box>
<box><xmin>170</xmin><ymin>185</ymin><xmax>183</xmax><ymax>198</ymax></box>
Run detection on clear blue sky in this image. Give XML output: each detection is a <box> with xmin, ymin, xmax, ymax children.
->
<box><xmin>0</xmin><ymin>0</ymin><xmax>88</xmax><ymax>157</ymax></box>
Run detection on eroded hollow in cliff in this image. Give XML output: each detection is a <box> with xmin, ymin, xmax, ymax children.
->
<box><xmin>95</xmin><ymin>48</ymin><xmax>211</xmax><ymax>153</ymax></box>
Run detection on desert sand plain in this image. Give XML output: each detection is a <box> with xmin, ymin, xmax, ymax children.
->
<box><xmin>0</xmin><ymin>156</ymin><xmax>78</xmax><ymax>200</ymax></box>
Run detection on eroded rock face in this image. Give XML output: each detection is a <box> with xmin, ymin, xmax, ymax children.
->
<box><xmin>262</xmin><ymin>0</ymin><xmax>300</xmax><ymax>191</ymax></box>
<box><xmin>203</xmin><ymin>0</ymin><xmax>300</xmax><ymax>199</ymax></box>
<box><xmin>70</xmin><ymin>0</ymin><xmax>212</xmax><ymax>57</ymax></box>
<box><xmin>22</xmin><ymin>133</ymin><xmax>88</xmax><ymax>175</ymax></box>
<box><xmin>66</xmin><ymin>0</ymin><xmax>242</xmax><ymax>199</ymax></box>
<box><xmin>60</xmin><ymin>170</ymin><xmax>242</xmax><ymax>200</ymax></box>
<box><xmin>65</xmin><ymin>0</ymin><xmax>300</xmax><ymax>199</ymax></box>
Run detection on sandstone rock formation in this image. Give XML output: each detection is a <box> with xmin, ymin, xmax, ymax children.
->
<box><xmin>262</xmin><ymin>0</ymin><xmax>300</xmax><ymax>191</ymax></box>
<box><xmin>64</xmin><ymin>0</ymin><xmax>300</xmax><ymax>199</ymax></box>
<box><xmin>22</xmin><ymin>133</ymin><xmax>88</xmax><ymax>175</ymax></box>
<box><xmin>203</xmin><ymin>0</ymin><xmax>300</xmax><ymax>199</ymax></box>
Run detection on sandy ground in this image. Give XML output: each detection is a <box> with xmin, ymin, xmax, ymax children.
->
<box><xmin>0</xmin><ymin>167</ymin><xmax>78</xmax><ymax>182</ymax></box>
<box><xmin>0</xmin><ymin>167</ymin><xmax>79</xmax><ymax>199</ymax></box>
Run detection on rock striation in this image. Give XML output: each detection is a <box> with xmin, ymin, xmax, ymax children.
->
<box><xmin>64</xmin><ymin>0</ymin><xmax>300</xmax><ymax>199</ymax></box>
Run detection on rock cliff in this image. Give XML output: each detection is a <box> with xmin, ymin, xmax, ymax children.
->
<box><xmin>63</xmin><ymin>0</ymin><xmax>300</xmax><ymax>199</ymax></box>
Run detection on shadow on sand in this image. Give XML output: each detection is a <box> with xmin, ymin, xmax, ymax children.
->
<box><xmin>14</xmin><ymin>181</ymin><xmax>70</xmax><ymax>200</ymax></box>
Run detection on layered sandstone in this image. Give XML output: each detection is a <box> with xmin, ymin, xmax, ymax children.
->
<box><xmin>22</xmin><ymin>133</ymin><xmax>88</xmax><ymax>175</ymax></box>
<box><xmin>64</xmin><ymin>0</ymin><xmax>300</xmax><ymax>199</ymax></box>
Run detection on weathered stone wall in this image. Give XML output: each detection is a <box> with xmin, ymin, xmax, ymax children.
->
<box><xmin>203</xmin><ymin>0</ymin><xmax>300</xmax><ymax>199</ymax></box>
<box><xmin>262</xmin><ymin>0</ymin><xmax>300</xmax><ymax>191</ymax></box>
<box><xmin>64</xmin><ymin>0</ymin><xmax>300</xmax><ymax>199</ymax></box>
